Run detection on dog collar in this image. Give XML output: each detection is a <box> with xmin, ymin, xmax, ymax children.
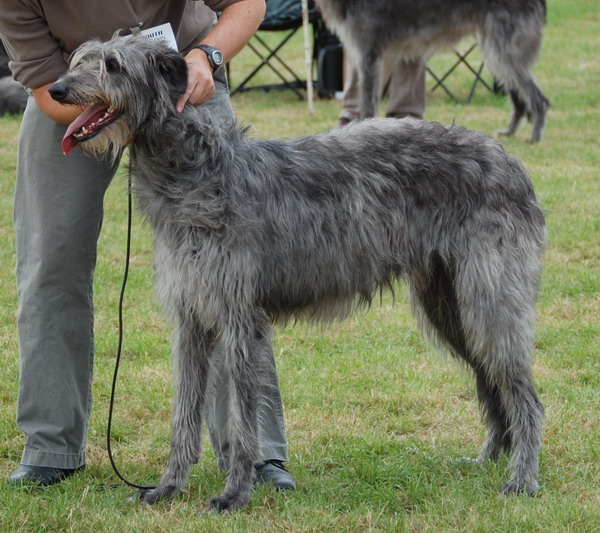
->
<box><xmin>192</xmin><ymin>44</ymin><xmax>224</xmax><ymax>72</ymax></box>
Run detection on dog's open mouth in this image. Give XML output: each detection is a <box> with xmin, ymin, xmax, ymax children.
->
<box><xmin>62</xmin><ymin>104</ymin><xmax>121</xmax><ymax>155</ymax></box>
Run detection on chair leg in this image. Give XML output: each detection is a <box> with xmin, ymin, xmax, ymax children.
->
<box><xmin>230</xmin><ymin>28</ymin><xmax>306</xmax><ymax>100</ymax></box>
<box><xmin>427</xmin><ymin>65</ymin><xmax>459</xmax><ymax>102</ymax></box>
<box><xmin>428</xmin><ymin>43</ymin><xmax>495</xmax><ymax>103</ymax></box>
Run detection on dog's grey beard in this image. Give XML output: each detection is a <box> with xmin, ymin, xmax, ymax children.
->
<box><xmin>77</xmin><ymin>120</ymin><xmax>132</xmax><ymax>162</ymax></box>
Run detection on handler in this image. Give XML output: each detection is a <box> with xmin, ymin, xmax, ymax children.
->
<box><xmin>0</xmin><ymin>0</ymin><xmax>295</xmax><ymax>490</ymax></box>
<box><xmin>339</xmin><ymin>53</ymin><xmax>426</xmax><ymax>125</ymax></box>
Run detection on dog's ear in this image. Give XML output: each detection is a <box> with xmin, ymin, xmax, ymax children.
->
<box><xmin>155</xmin><ymin>49</ymin><xmax>189</xmax><ymax>101</ymax></box>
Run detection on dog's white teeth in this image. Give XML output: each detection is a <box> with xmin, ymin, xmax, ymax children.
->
<box><xmin>98</xmin><ymin>107</ymin><xmax>115</xmax><ymax>123</ymax></box>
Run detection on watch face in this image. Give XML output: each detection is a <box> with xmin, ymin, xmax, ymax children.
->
<box><xmin>212</xmin><ymin>50</ymin><xmax>224</xmax><ymax>65</ymax></box>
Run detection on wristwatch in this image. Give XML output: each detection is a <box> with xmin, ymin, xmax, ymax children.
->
<box><xmin>192</xmin><ymin>44</ymin><xmax>224</xmax><ymax>72</ymax></box>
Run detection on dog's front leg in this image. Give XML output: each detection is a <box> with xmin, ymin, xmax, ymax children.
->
<box><xmin>205</xmin><ymin>322</ymin><xmax>262</xmax><ymax>513</ymax></box>
<box><xmin>140</xmin><ymin>311</ymin><xmax>214</xmax><ymax>505</ymax></box>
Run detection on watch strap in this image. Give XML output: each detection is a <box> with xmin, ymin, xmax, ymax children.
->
<box><xmin>192</xmin><ymin>44</ymin><xmax>224</xmax><ymax>72</ymax></box>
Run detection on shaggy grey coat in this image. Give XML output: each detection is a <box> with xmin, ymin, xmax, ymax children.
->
<box><xmin>0</xmin><ymin>41</ymin><xmax>27</xmax><ymax>115</ymax></box>
<box><xmin>49</xmin><ymin>37</ymin><xmax>546</xmax><ymax>512</ymax></box>
<box><xmin>314</xmin><ymin>0</ymin><xmax>550</xmax><ymax>142</ymax></box>
<box><xmin>0</xmin><ymin>76</ymin><xmax>27</xmax><ymax>115</ymax></box>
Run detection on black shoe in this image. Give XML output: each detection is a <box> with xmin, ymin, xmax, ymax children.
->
<box><xmin>7</xmin><ymin>464</ymin><xmax>85</xmax><ymax>487</ymax></box>
<box><xmin>254</xmin><ymin>460</ymin><xmax>296</xmax><ymax>491</ymax></box>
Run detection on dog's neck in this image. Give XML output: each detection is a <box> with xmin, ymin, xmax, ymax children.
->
<box><xmin>133</xmin><ymin>106</ymin><xmax>238</xmax><ymax>167</ymax></box>
<box><xmin>128</xmin><ymin>105</ymin><xmax>248</xmax><ymax>199</ymax></box>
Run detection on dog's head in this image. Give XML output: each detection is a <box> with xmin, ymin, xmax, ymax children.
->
<box><xmin>49</xmin><ymin>36</ymin><xmax>188</xmax><ymax>159</ymax></box>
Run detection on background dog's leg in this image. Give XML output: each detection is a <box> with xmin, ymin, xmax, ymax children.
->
<box><xmin>140</xmin><ymin>310</ymin><xmax>214</xmax><ymax>504</ymax></box>
<box><xmin>359</xmin><ymin>49</ymin><xmax>382</xmax><ymax>118</ymax></box>
<box><xmin>499</xmin><ymin>75</ymin><xmax>549</xmax><ymax>143</ymax></box>
<box><xmin>498</xmin><ymin>89</ymin><xmax>528</xmax><ymax>138</ymax></box>
<box><xmin>206</xmin><ymin>320</ymin><xmax>263</xmax><ymax>513</ymax></box>
<box><xmin>479</xmin><ymin>10</ymin><xmax>550</xmax><ymax>142</ymax></box>
<box><xmin>517</xmin><ymin>76</ymin><xmax>550</xmax><ymax>143</ymax></box>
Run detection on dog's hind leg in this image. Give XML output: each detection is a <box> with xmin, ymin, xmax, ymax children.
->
<box><xmin>408</xmin><ymin>252</ymin><xmax>511</xmax><ymax>463</ymax></box>
<box><xmin>498</xmin><ymin>89</ymin><xmax>528</xmax><ymax>138</ymax></box>
<box><xmin>454</xmin><ymin>243</ymin><xmax>545</xmax><ymax>494</ymax></box>
<box><xmin>516</xmin><ymin>75</ymin><xmax>550</xmax><ymax>143</ymax></box>
<box><xmin>500</xmin><ymin>73</ymin><xmax>549</xmax><ymax>143</ymax></box>
<box><xmin>140</xmin><ymin>310</ymin><xmax>214</xmax><ymax>504</ymax></box>
<box><xmin>205</xmin><ymin>317</ymin><xmax>264</xmax><ymax>513</ymax></box>
<box><xmin>473</xmin><ymin>366</ymin><xmax>512</xmax><ymax>462</ymax></box>
<box><xmin>410</xmin><ymin>248</ymin><xmax>544</xmax><ymax>493</ymax></box>
<box><xmin>479</xmin><ymin>10</ymin><xmax>550</xmax><ymax>142</ymax></box>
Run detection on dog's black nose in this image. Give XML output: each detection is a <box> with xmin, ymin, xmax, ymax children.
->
<box><xmin>48</xmin><ymin>82</ymin><xmax>70</xmax><ymax>102</ymax></box>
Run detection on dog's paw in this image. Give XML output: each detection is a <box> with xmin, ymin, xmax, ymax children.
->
<box><xmin>204</xmin><ymin>492</ymin><xmax>250</xmax><ymax>514</ymax></box>
<box><xmin>497</xmin><ymin>128</ymin><xmax>515</xmax><ymax>137</ymax></box>
<box><xmin>137</xmin><ymin>484</ymin><xmax>180</xmax><ymax>505</ymax></box>
<box><xmin>459</xmin><ymin>456</ymin><xmax>485</xmax><ymax>465</ymax></box>
<box><xmin>501</xmin><ymin>479</ymin><xmax>540</xmax><ymax>496</ymax></box>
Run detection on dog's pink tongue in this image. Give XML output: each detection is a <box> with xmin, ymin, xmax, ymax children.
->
<box><xmin>62</xmin><ymin>104</ymin><xmax>108</xmax><ymax>155</ymax></box>
<box><xmin>61</xmin><ymin>134</ymin><xmax>79</xmax><ymax>156</ymax></box>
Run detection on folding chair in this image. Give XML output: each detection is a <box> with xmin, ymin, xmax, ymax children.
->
<box><xmin>426</xmin><ymin>42</ymin><xmax>497</xmax><ymax>103</ymax></box>
<box><xmin>229</xmin><ymin>0</ymin><xmax>322</xmax><ymax>99</ymax></box>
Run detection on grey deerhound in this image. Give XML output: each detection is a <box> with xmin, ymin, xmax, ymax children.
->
<box><xmin>49</xmin><ymin>37</ymin><xmax>546</xmax><ymax>511</ymax></box>
<box><xmin>314</xmin><ymin>0</ymin><xmax>550</xmax><ymax>142</ymax></box>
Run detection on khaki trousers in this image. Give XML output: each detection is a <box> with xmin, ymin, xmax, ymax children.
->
<box><xmin>14</xmin><ymin>70</ymin><xmax>288</xmax><ymax>469</ymax></box>
<box><xmin>340</xmin><ymin>54</ymin><xmax>426</xmax><ymax>121</ymax></box>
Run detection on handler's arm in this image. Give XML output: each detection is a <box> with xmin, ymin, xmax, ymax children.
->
<box><xmin>31</xmin><ymin>82</ymin><xmax>85</xmax><ymax>125</ymax></box>
<box><xmin>177</xmin><ymin>0</ymin><xmax>266</xmax><ymax>112</ymax></box>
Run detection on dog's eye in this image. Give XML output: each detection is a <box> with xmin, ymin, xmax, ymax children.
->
<box><xmin>105</xmin><ymin>57</ymin><xmax>121</xmax><ymax>73</ymax></box>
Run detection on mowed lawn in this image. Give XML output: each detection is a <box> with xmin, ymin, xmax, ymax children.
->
<box><xmin>0</xmin><ymin>0</ymin><xmax>598</xmax><ymax>531</ymax></box>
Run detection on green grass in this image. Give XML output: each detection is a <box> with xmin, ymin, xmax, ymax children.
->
<box><xmin>0</xmin><ymin>0</ymin><xmax>598</xmax><ymax>530</ymax></box>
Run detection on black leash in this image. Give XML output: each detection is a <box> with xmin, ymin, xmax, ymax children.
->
<box><xmin>106</xmin><ymin>168</ymin><xmax>157</xmax><ymax>491</ymax></box>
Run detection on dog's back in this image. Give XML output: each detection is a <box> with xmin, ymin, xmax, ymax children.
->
<box><xmin>217</xmin><ymin>117</ymin><xmax>545</xmax><ymax>324</ymax></box>
<box><xmin>315</xmin><ymin>0</ymin><xmax>550</xmax><ymax>141</ymax></box>
<box><xmin>317</xmin><ymin>0</ymin><xmax>546</xmax><ymax>58</ymax></box>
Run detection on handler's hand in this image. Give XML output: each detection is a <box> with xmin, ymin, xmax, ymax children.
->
<box><xmin>176</xmin><ymin>49</ymin><xmax>215</xmax><ymax>113</ymax></box>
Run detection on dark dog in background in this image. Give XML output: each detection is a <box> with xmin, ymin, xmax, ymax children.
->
<box><xmin>315</xmin><ymin>0</ymin><xmax>550</xmax><ymax>142</ymax></box>
<box><xmin>0</xmin><ymin>41</ymin><xmax>27</xmax><ymax>115</ymax></box>
<box><xmin>49</xmin><ymin>37</ymin><xmax>546</xmax><ymax>511</ymax></box>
